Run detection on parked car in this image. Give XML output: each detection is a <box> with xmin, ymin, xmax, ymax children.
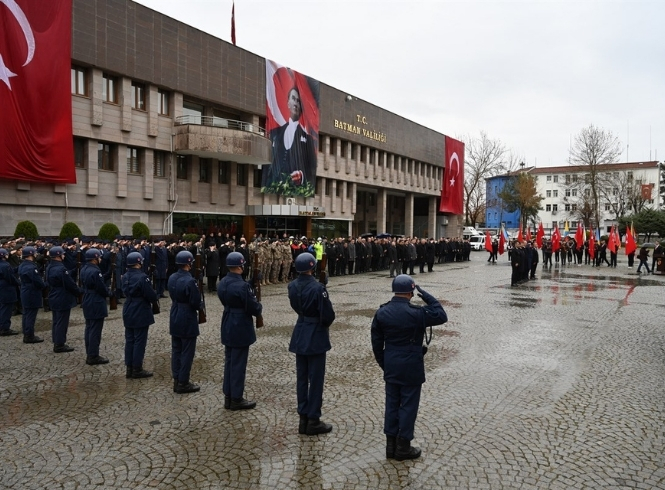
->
<box><xmin>469</xmin><ymin>235</ymin><xmax>486</xmax><ymax>251</ymax></box>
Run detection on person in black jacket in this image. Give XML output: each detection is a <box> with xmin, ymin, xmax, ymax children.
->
<box><xmin>205</xmin><ymin>244</ymin><xmax>220</xmax><ymax>292</ymax></box>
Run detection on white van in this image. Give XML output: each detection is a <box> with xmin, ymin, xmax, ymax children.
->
<box><xmin>469</xmin><ymin>235</ymin><xmax>486</xmax><ymax>251</ymax></box>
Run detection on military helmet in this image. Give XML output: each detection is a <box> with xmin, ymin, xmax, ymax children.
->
<box><xmin>22</xmin><ymin>246</ymin><xmax>37</xmax><ymax>258</ymax></box>
<box><xmin>0</xmin><ymin>248</ymin><xmax>8</xmax><ymax>260</ymax></box>
<box><xmin>295</xmin><ymin>252</ymin><xmax>317</xmax><ymax>273</ymax></box>
<box><xmin>85</xmin><ymin>248</ymin><xmax>102</xmax><ymax>261</ymax></box>
<box><xmin>49</xmin><ymin>246</ymin><xmax>65</xmax><ymax>258</ymax></box>
<box><xmin>175</xmin><ymin>250</ymin><xmax>194</xmax><ymax>265</ymax></box>
<box><xmin>226</xmin><ymin>251</ymin><xmax>245</xmax><ymax>268</ymax></box>
<box><xmin>126</xmin><ymin>252</ymin><xmax>143</xmax><ymax>266</ymax></box>
<box><xmin>392</xmin><ymin>274</ymin><xmax>416</xmax><ymax>294</ymax></box>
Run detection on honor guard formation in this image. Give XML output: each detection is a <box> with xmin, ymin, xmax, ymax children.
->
<box><xmin>0</xmin><ymin>232</ymin><xmax>453</xmax><ymax>459</ymax></box>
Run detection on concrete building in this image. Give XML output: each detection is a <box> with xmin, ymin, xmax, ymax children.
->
<box><xmin>0</xmin><ymin>0</ymin><xmax>462</xmax><ymax>239</ymax></box>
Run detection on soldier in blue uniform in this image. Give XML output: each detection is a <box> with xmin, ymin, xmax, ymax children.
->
<box><xmin>122</xmin><ymin>252</ymin><xmax>158</xmax><ymax>379</ymax></box>
<box><xmin>46</xmin><ymin>246</ymin><xmax>80</xmax><ymax>353</ymax></box>
<box><xmin>371</xmin><ymin>274</ymin><xmax>448</xmax><ymax>460</ymax></box>
<box><xmin>18</xmin><ymin>246</ymin><xmax>46</xmax><ymax>343</ymax></box>
<box><xmin>287</xmin><ymin>252</ymin><xmax>336</xmax><ymax>436</ymax></box>
<box><xmin>80</xmin><ymin>248</ymin><xmax>110</xmax><ymax>365</ymax></box>
<box><xmin>168</xmin><ymin>250</ymin><xmax>202</xmax><ymax>394</ymax></box>
<box><xmin>154</xmin><ymin>240</ymin><xmax>168</xmax><ymax>298</ymax></box>
<box><xmin>217</xmin><ymin>252</ymin><xmax>263</xmax><ymax>410</ymax></box>
<box><xmin>0</xmin><ymin>248</ymin><xmax>20</xmax><ymax>336</ymax></box>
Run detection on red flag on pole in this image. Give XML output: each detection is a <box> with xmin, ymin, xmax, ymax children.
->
<box><xmin>526</xmin><ymin>227</ymin><xmax>532</xmax><ymax>242</ymax></box>
<box><xmin>498</xmin><ymin>228</ymin><xmax>505</xmax><ymax>255</ymax></box>
<box><xmin>516</xmin><ymin>228</ymin><xmax>523</xmax><ymax>242</ymax></box>
<box><xmin>575</xmin><ymin>222</ymin><xmax>584</xmax><ymax>250</ymax></box>
<box><xmin>551</xmin><ymin>226</ymin><xmax>561</xmax><ymax>253</ymax></box>
<box><xmin>439</xmin><ymin>136</ymin><xmax>465</xmax><ymax>215</ymax></box>
<box><xmin>0</xmin><ymin>0</ymin><xmax>75</xmax><ymax>183</ymax></box>
<box><xmin>485</xmin><ymin>231</ymin><xmax>493</xmax><ymax>253</ymax></box>
<box><xmin>589</xmin><ymin>228</ymin><xmax>596</xmax><ymax>259</ymax></box>
<box><xmin>625</xmin><ymin>222</ymin><xmax>637</xmax><ymax>256</ymax></box>
<box><xmin>231</xmin><ymin>1</ymin><xmax>236</xmax><ymax>45</ymax></box>
<box><xmin>536</xmin><ymin>222</ymin><xmax>545</xmax><ymax>249</ymax></box>
<box><xmin>608</xmin><ymin>225</ymin><xmax>618</xmax><ymax>254</ymax></box>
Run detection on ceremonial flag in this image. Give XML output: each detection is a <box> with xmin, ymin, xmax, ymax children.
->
<box><xmin>563</xmin><ymin>221</ymin><xmax>570</xmax><ymax>237</ymax></box>
<box><xmin>526</xmin><ymin>227</ymin><xmax>532</xmax><ymax>242</ymax></box>
<box><xmin>613</xmin><ymin>226</ymin><xmax>621</xmax><ymax>252</ymax></box>
<box><xmin>552</xmin><ymin>225</ymin><xmax>561</xmax><ymax>253</ymax></box>
<box><xmin>575</xmin><ymin>222</ymin><xmax>584</xmax><ymax>250</ymax></box>
<box><xmin>498</xmin><ymin>226</ymin><xmax>506</xmax><ymax>255</ymax></box>
<box><xmin>536</xmin><ymin>222</ymin><xmax>545</xmax><ymax>249</ymax></box>
<box><xmin>0</xmin><ymin>0</ymin><xmax>75</xmax><ymax>183</ymax></box>
<box><xmin>625</xmin><ymin>222</ymin><xmax>637</xmax><ymax>256</ymax></box>
<box><xmin>439</xmin><ymin>136</ymin><xmax>465</xmax><ymax>215</ymax></box>
<box><xmin>589</xmin><ymin>228</ymin><xmax>596</xmax><ymax>259</ymax></box>
<box><xmin>485</xmin><ymin>231</ymin><xmax>493</xmax><ymax>253</ymax></box>
<box><xmin>516</xmin><ymin>227</ymin><xmax>523</xmax><ymax>242</ymax></box>
<box><xmin>595</xmin><ymin>227</ymin><xmax>601</xmax><ymax>242</ymax></box>
<box><xmin>231</xmin><ymin>1</ymin><xmax>236</xmax><ymax>45</ymax></box>
<box><xmin>608</xmin><ymin>225</ymin><xmax>618</xmax><ymax>254</ymax></box>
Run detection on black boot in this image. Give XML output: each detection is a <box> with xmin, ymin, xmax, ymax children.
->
<box><xmin>53</xmin><ymin>343</ymin><xmax>74</xmax><ymax>353</ymax></box>
<box><xmin>0</xmin><ymin>329</ymin><xmax>19</xmax><ymax>336</ymax></box>
<box><xmin>131</xmin><ymin>366</ymin><xmax>153</xmax><ymax>378</ymax></box>
<box><xmin>386</xmin><ymin>435</ymin><xmax>396</xmax><ymax>459</ymax></box>
<box><xmin>86</xmin><ymin>355</ymin><xmax>109</xmax><ymax>365</ymax></box>
<box><xmin>224</xmin><ymin>395</ymin><xmax>231</xmax><ymax>410</ymax></box>
<box><xmin>175</xmin><ymin>381</ymin><xmax>200</xmax><ymax>394</ymax></box>
<box><xmin>230</xmin><ymin>398</ymin><xmax>256</xmax><ymax>411</ymax></box>
<box><xmin>395</xmin><ymin>437</ymin><xmax>421</xmax><ymax>461</ymax></box>
<box><xmin>298</xmin><ymin>414</ymin><xmax>308</xmax><ymax>435</ymax></box>
<box><xmin>126</xmin><ymin>366</ymin><xmax>133</xmax><ymax>379</ymax></box>
<box><xmin>306</xmin><ymin>418</ymin><xmax>332</xmax><ymax>435</ymax></box>
<box><xmin>23</xmin><ymin>334</ymin><xmax>44</xmax><ymax>344</ymax></box>
<box><xmin>173</xmin><ymin>379</ymin><xmax>178</xmax><ymax>392</ymax></box>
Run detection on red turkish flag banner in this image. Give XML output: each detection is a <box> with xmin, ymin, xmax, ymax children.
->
<box><xmin>589</xmin><ymin>228</ymin><xmax>596</xmax><ymax>259</ymax></box>
<box><xmin>485</xmin><ymin>231</ymin><xmax>493</xmax><ymax>253</ymax></box>
<box><xmin>526</xmin><ymin>227</ymin><xmax>532</xmax><ymax>242</ymax></box>
<box><xmin>0</xmin><ymin>0</ymin><xmax>75</xmax><ymax>183</ymax></box>
<box><xmin>536</xmin><ymin>222</ymin><xmax>545</xmax><ymax>249</ymax></box>
<box><xmin>625</xmin><ymin>222</ymin><xmax>637</xmax><ymax>256</ymax></box>
<box><xmin>516</xmin><ymin>228</ymin><xmax>523</xmax><ymax>242</ymax></box>
<box><xmin>498</xmin><ymin>228</ymin><xmax>505</xmax><ymax>255</ymax></box>
<box><xmin>575</xmin><ymin>222</ymin><xmax>584</xmax><ymax>250</ymax></box>
<box><xmin>439</xmin><ymin>136</ymin><xmax>464</xmax><ymax>214</ymax></box>
<box><xmin>641</xmin><ymin>184</ymin><xmax>652</xmax><ymax>200</ymax></box>
<box><xmin>551</xmin><ymin>226</ymin><xmax>561</xmax><ymax>253</ymax></box>
<box><xmin>607</xmin><ymin>226</ymin><xmax>618</xmax><ymax>254</ymax></box>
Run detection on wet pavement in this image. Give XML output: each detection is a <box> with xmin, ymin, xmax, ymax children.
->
<box><xmin>2</xmin><ymin>256</ymin><xmax>665</xmax><ymax>489</ymax></box>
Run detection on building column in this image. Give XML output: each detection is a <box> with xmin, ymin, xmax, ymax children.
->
<box><xmin>143</xmin><ymin>150</ymin><xmax>154</xmax><ymax>200</ymax></box>
<box><xmin>120</xmin><ymin>77</ymin><xmax>131</xmax><ymax>132</ymax></box>
<box><xmin>117</xmin><ymin>144</ymin><xmax>127</xmax><ymax>198</ymax></box>
<box><xmin>377</xmin><ymin>188</ymin><xmax>387</xmax><ymax>234</ymax></box>
<box><xmin>428</xmin><ymin>196</ymin><xmax>437</xmax><ymax>238</ymax></box>
<box><xmin>87</xmin><ymin>139</ymin><xmax>98</xmax><ymax>196</ymax></box>
<box><xmin>405</xmin><ymin>193</ymin><xmax>414</xmax><ymax>237</ymax></box>
<box><xmin>323</xmin><ymin>136</ymin><xmax>330</xmax><ymax>171</ymax></box>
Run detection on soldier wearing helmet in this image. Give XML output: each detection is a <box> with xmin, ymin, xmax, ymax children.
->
<box><xmin>18</xmin><ymin>246</ymin><xmax>47</xmax><ymax>343</ymax></box>
<box><xmin>217</xmin><ymin>251</ymin><xmax>263</xmax><ymax>410</ymax></box>
<box><xmin>0</xmin><ymin>248</ymin><xmax>20</xmax><ymax>337</ymax></box>
<box><xmin>371</xmin><ymin>274</ymin><xmax>448</xmax><ymax>461</ymax></box>
<box><xmin>287</xmin><ymin>252</ymin><xmax>336</xmax><ymax>436</ymax></box>
<box><xmin>168</xmin><ymin>250</ymin><xmax>202</xmax><ymax>394</ymax></box>
<box><xmin>80</xmin><ymin>248</ymin><xmax>111</xmax><ymax>365</ymax></box>
<box><xmin>46</xmin><ymin>246</ymin><xmax>81</xmax><ymax>352</ymax></box>
<box><xmin>122</xmin><ymin>252</ymin><xmax>158</xmax><ymax>379</ymax></box>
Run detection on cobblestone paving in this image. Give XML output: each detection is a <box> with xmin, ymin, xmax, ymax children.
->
<box><xmin>2</xmin><ymin>255</ymin><xmax>665</xmax><ymax>489</ymax></box>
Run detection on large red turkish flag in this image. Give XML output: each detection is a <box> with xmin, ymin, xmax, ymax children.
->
<box><xmin>439</xmin><ymin>136</ymin><xmax>464</xmax><ymax>214</ymax></box>
<box><xmin>0</xmin><ymin>0</ymin><xmax>75</xmax><ymax>183</ymax></box>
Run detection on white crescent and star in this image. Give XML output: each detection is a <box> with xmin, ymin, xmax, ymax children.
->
<box><xmin>0</xmin><ymin>0</ymin><xmax>36</xmax><ymax>90</ymax></box>
<box><xmin>449</xmin><ymin>152</ymin><xmax>460</xmax><ymax>187</ymax></box>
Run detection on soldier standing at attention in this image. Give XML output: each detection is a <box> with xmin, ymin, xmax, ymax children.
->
<box><xmin>46</xmin><ymin>246</ymin><xmax>80</xmax><ymax>353</ymax></box>
<box><xmin>80</xmin><ymin>248</ymin><xmax>110</xmax><ymax>365</ymax></box>
<box><xmin>18</xmin><ymin>246</ymin><xmax>46</xmax><ymax>343</ymax></box>
<box><xmin>0</xmin><ymin>248</ymin><xmax>20</xmax><ymax>337</ymax></box>
<box><xmin>217</xmin><ymin>252</ymin><xmax>263</xmax><ymax>410</ymax></box>
<box><xmin>288</xmin><ymin>252</ymin><xmax>335</xmax><ymax>436</ymax></box>
<box><xmin>168</xmin><ymin>251</ymin><xmax>202</xmax><ymax>394</ymax></box>
<box><xmin>122</xmin><ymin>252</ymin><xmax>158</xmax><ymax>379</ymax></box>
<box><xmin>371</xmin><ymin>274</ymin><xmax>448</xmax><ymax>460</ymax></box>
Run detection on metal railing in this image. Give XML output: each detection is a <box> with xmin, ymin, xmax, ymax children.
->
<box><xmin>174</xmin><ymin>115</ymin><xmax>266</xmax><ymax>137</ymax></box>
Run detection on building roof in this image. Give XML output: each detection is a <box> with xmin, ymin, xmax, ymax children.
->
<box><xmin>528</xmin><ymin>161</ymin><xmax>659</xmax><ymax>174</ymax></box>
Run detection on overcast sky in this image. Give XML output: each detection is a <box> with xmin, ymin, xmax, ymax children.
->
<box><xmin>134</xmin><ymin>0</ymin><xmax>664</xmax><ymax>168</ymax></box>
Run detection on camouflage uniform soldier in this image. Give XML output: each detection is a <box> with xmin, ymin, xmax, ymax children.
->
<box><xmin>280</xmin><ymin>241</ymin><xmax>292</xmax><ymax>282</ymax></box>
<box><xmin>269</xmin><ymin>240</ymin><xmax>281</xmax><ymax>284</ymax></box>
<box><xmin>259</xmin><ymin>241</ymin><xmax>270</xmax><ymax>286</ymax></box>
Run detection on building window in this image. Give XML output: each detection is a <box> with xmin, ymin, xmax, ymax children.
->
<box><xmin>336</xmin><ymin>181</ymin><xmax>341</xmax><ymax>197</ymax></box>
<box><xmin>572</xmin><ymin>189</ymin><xmax>578</xmax><ymax>197</ymax></box>
<box><xmin>237</xmin><ymin>164</ymin><xmax>247</xmax><ymax>186</ymax></box>
<box><xmin>565</xmin><ymin>175</ymin><xmax>571</xmax><ymax>185</ymax></box>
<box><xmin>253</xmin><ymin>167</ymin><xmax>262</xmax><ymax>188</ymax></box>
<box><xmin>546</xmin><ymin>204</ymin><xmax>551</xmax><ymax>211</ymax></box>
<box><xmin>546</xmin><ymin>190</ymin><xmax>551</xmax><ymax>198</ymax></box>
<box><xmin>585</xmin><ymin>174</ymin><xmax>590</xmax><ymax>184</ymax></box>
<box><xmin>71</xmin><ymin>66</ymin><xmax>88</xmax><ymax>96</ymax></box>
<box><xmin>627</xmin><ymin>171</ymin><xmax>633</xmax><ymax>182</ymax></box>
<box><xmin>325</xmin><ymin>179</ymin><xmax>332</xmax><ymax>196</ymax></box>
<box><xmin>351</xmin><ymin>144</ymin><xmax>357</xmax><ymax>160</ymax></box>
<box><xmin>341</xmin><ymin>141</ymin><xmax>348</xmax><ymax>157</ymax></box>
<box><xmin>176</xmin><ymin>155</ymin><xmax>189</xmax><ymax>180</ymax></box>
<box><xmin>73</xmin><ymin>138</ymin><xmax>86</xmax><ymax>168</ymax></box>
<box><xmin>219</xmin><ymin>161</ymin><xmax>230</xmax><ymax>184</ymax></box>
<box><xmin>102</xmin><ymin>73</ymin><xmax>118</xmax><ymax>103</ymax></box>
<box><xmin>613</xmin><ymin>188</ymin><xmax>618</xmax><ymax>196</ymax></box>
<box><xmin>565</xmin><ymin>189</ymin><xmax>571</xmax><ymax>197</ymax></box>
<box><xmin>98</xmin><ymin>142</ymin><xmax>115</xmax><ymax>171</ymax></box>
<box><xmin>154</xmin><ymin>151</ymin><xmax>166</xmax><ymax>177</ymax></box>
<box><xmin>347</xmin><ymin>181</ymin><xmax>353</xmax><ymax>197</ymax></box>
<box><xmin>584</xmin><ymin>188</ymin><xmax>590</xmax><ymax>197</ymax></box>
<box><xmin>605</xmin><ymin>203</ymin><xmax>611</xmax><ymax>211</ymax></box>
<box><xmin>572</xmin><ymin>174</ymin><xmax>578</xmax><ymax>183</ymax></box>
<box><xmin>368</xmin><ymin>193</ymin><xmax>376</xmax><ymax>206</ymax></box>
<box><xmin>158</xmin><ymin>90</ymin><xmax>170</xmax><ymax>116</ymax></box>
<box><xmin>127</xmin><ymin>147</ymin><xmax>141</xmax><ymax>174</ymax></box>
<box><xmin>131</xmin><ymin>82</ymin><xmax>145</xmax><ymax>110</ymax></box>
<box><xmin>553</xmin><ymin>190</ymin><xmax>558</xmax><ymax>197</ymax></box>
<box><xmin>552</xmin><ymin>204</ymin><xmax>558</xmax><ymax>212</ymax></box>
<box><xmin>553</xmin><ymin>175</ymin><xmax>559</xmax><ymax>183</ymax></box>
<box><xmin>552</xmin><ymin>221</ymin><xmax>558</xmax><ymax>229</ymax></box>
<box><xmin>329</xmin><ymin>138</ymin><xmax>336</xmax><ymax>155</ymax></box>
<box><xmin>565</xmin><ymin>204</ymin><xmax>570</xmax><ymax>211</ymax></box>
<box><xmin>546</xmin><ymin>175</ymin><xmax>552</xmax><ymax>182</ymax></box>
<box><xmin>571</xmin><ymin>204</ymin><xmax>577</xmax><ymax>211</ymax></box>
<box><xmin>198</xmin><ymin>158</ymin><xmax>211</xmax><ymax>183</ymax></box>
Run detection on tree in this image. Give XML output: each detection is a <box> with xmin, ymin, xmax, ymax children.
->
<box><xmin>462</xmin><ymin>131</ymin><xmax>508</xmax><ymax>226</ymax></box>
<box><xmin>498</xmin><ymin>173</ymin><xmax>543</xmax><ymax>231</ymax></box>
<box><xmin>98</xmin><ymin>223</ymin><xmax>120</xmax><ymax>241</ymax></box>
<box><xmin>13</xmin><ymin>220</ymin><xmax>39</xmax><ymax>240</ymax></box>
<box><xmin>569</xmin><ymin>124</ymin><xmax>622</xmax><ymax>228</ymax></box>
<box><xmin>132</xmin><ymin>221</ymin><xmax>151</xmax><ymax>239</ymax></box>
<box><xmin>627</xmin><ymin>208</ymin><xmax>665</xmax><ymax>242</ymax></box>
<box><xmin>59</xmin><ymin>222</ymin><xmax>82</xmax><ymax>240</ymax></box>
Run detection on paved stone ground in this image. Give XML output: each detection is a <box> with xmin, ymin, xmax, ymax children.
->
<box><xmin>2</xmin><ymin>253</ymin><xmax>665</xmax><ymax>489</ymax></box>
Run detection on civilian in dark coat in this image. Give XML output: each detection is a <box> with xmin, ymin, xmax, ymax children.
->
<box><xmin>0</xmin><ymin>248</ymin><xmax>19</xmax><ymax>336</ymax></box>
<box><xmin>205</xmin><ymin>244</ymin><xmax>221</xmax><ymax>292</ymax></box>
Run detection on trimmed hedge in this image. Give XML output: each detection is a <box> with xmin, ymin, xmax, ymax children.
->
<box><xmin>14</xmin><ymin>220</ymin><xmax>39</xmax><ymax>240</ymax></box>
<box><xmin>98</xmin><ymin>223</ymin><xmax>121</xmax><ymax>241</ymax></box>
<box><xmin>59</xmin><ymin>222</ymin><xmax>82</xmax><ymax>240</ymax></box>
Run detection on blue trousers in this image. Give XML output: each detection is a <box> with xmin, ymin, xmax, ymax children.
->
<box><xmin>384</xmin><ymin>382</ymin><xmax>422</xmax><ymax>441</ymax></box>
<box><xmin>22</xmin><ymin>307</ymin><xmax>39</xmax><ymax>336</ymax></box>
<box><xmin>223</xmin><ymin>345</ymin><xmax>249</xmax><ymax>399</ymax></box>
<box><xmin>295</xmin><ymin>353</ymin><xmax>326</xmax><ymax>420</ymax></box>
<box><xmin>125</xmin><ymin>327</ymin><xmax>149</xmax><ymax>367</ymax></box>
<box><xmin>0</xmin><ymin>302</ymin><xmax>14</xmax><ymax>331</ymax></box>
<box><xmin>51</xmin><ymin>309</ymin><xmax>71</xmax><ymax>345</ymax></box>
<box><xmin>84</xmin><ymin>318</ymin><xmax>105</xmax><ymax>357</ymax></box>
<box><xmin>171</xmin><ymin>336</ymin><xmax>197</xmax><ymax>384</ymax></box>
<box><xmin>156</xmin><ymin>278</ymin><xmax>166</xmax><ymax>296</ymax></box>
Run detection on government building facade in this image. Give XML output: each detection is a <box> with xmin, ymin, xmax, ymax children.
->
<box><xmin>0</xmin><ymin>0</ymin><xmax>460</xmax><ymax>240</ymax></box>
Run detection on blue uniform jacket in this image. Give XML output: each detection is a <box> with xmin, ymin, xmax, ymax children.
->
<box><xmin>154</xmin><ymin>246</ymin><xmax>168</xmax><ymax>279</ymax></box>
<box><xmin>19</xmin><ymin>260</ymin><xmax>46</xmax><ymax>308</ymax></box>
<box><xmin>122</xmin><ymin>268</ymin><xmax>157</xmax><ymax>328</ymax></box>
<box><xmin>217</xmin><ymin>272</ymin><xmax>262</xmax><ymax>348</ymax></box>
<box><xmin>80</xmin><ymin>263</ymin><xmax>109</xmax><ymax>320</ymax></box>
<box><xmin>46</xmin><ymin>261</ymin><xmax>80</xmax><ymax>311</ymax></box>
<box><xmin>168</xmin><ymin>269</ymin><xmax>201</xmax><ymax>338</ymax></box>
<box><xmin>371</xmin><ymin>289</ymin><xmax>447</xmax><ymax>385</ymax></box>
<box><xmin>0</xmin><ymin>260</ymin><xmax>19</xmax><ymax>304</ymax></box>
<box><xmin>287</xmin><ymin>274</ymin><xmax>335</xmax><ymax>356</ymax></box>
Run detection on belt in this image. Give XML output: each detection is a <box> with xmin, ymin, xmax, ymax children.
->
<box><xmin>225</xmin><ymin>307</ymin><xmax>246</xmax><ymax>313</ymax></box>
<box><xmin>298</xmin><ymin>315</ymin><xmax>320</xmax><ymax>322</ymax></box>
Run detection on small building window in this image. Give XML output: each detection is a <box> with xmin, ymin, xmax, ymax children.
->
<box><xmin>605</xmin><ymin>203</ymin><xmax>611</xmax><ymax>211</ymax></box>
<box><xmin>131</xmin><ymin>82</ymin><xmax>146</xmax><ymax>110</ymax></box>
<box><xmin>127</xmin><ymin>146</ymin><xmax>141</xmax><ymax>174</ymax></box>
<box><xmin>158</xmin><ymin>90</ymin><xmax>170</xmax><ymax>116</ymax></box>
<box><xmin>546</xmin><ymin>175</ymin><xmax>552</xmax><ymax>182</ymax></box>
<box><xmin>546</xmin><ymin>204</ymin><xmax>551</xmax><ymax>211</ymax></box>
<box><xmin>176</xmin><ymin>155</ymin><xmax>189</xmax><ymax>180</ymax></box>
<box><xmin>154</xmin><ymin>151</ymin><xmax>166</xmax><ymax>177</ymax></box>
<box><xmin>199</xmin><ymin>158</ymin><xmax>212</xmax><ymax>183</ymax></box>
<box><xmin>253</xmin><ymin>167</ymin><xmax>262</xmax><ymax>188</ymax></box>
<box><xmin>336</xmin><ymin>181</ymin><xmax>341</xmax><ymax>197</ymax></box>
<box><xmin>73</xmin><ymin>137</ymin><xmax>86</xmax><ymax>168</ymax></box>
<box><xmin>546</xmin><ymin>190</ymin><xmax>551</xmax><ymax>198</ymax></box>
<box><xmin>325</xmin><ymin>179</ymin><xmax>332</xmax><ymax>196</ymax></box>
<box><xmin>219</xmin><ymin>161</ymin><xmax>230</xmax><ymax>184</ymax></box>
<box><xmin>553</xmin><ymin>175</ymin><xmax>558</xmax><ymax>183</ymax></box>
<box><xmin>237</xmin><ymin>164</ymin><xmax>247</xmax><ymax>186</ymax></box>
<box><xmin>565</xmin><ymin>189</ymin><xmax>571</xmax><ymax>197</ymax></box>
<box><xmin>71</xmin><ymin>66</ymin><xmax>88</xmax><ymax>96</ymax></box>
<box><xmin>552</xmin><ymin>204</ymin><xmax>558</xmax><ymax>212</ymax></box>
<box><xmin>572</xmin><ymin>189</ymin><xmax>577</xmax><ymax>197</ymax></box>
<box><xmin>565</xmin><ymin>204</ymin><xmax>570</xmax><ymax>211</ymax></box>
<box><xmin>553</xmin><ymin>190</ymin><xmax>558</xmax><ymax>197</ymax></box>
<box><xmin>102</xmin><ymin>73</ymin><xmax>118</xmax><ymax>103</ymax></box>
<box><xmin>571</xmin><ymin>204</ymin><xmax>577</xmax><ymax>211</ymax></box>
<box><xmin>98</xmin><ymin>142</ymin><xmax>115</xmax><ymax>171</ymax></box>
